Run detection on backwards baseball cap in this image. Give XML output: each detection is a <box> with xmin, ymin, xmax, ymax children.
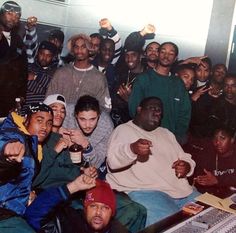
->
<box><xmin>38</xmin><ymin>41</ymin><xmax>58</xmax><ymax>55</ymax></box>
<box><xmin>48</xmin><ymin>29</ymin><xmax>65</xmax><ymax>44</ymax></box>
<box><xmin>43</xmin><ymin>94</ymin><xmax>66</xmax><ymax>108</ymax></box>
<box><xmin>25</xmin><ymin>102</ymin><xmax>53</xmax><ymax>117</ymax></box>
<box><xmin>84</xmin><ymin>180</ymin><xmax>116</xmax><ymax>216</ymax></box>
<box><xmin>0</xmin><ymin>1</ymin><xmax>21</xmax><ymax>15</ymax></box>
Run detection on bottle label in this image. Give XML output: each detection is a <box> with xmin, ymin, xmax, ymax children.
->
<box><xmin>69</xmin><ymin>151</ymin><xmax>82</xmax><ymax>163</ymax></box>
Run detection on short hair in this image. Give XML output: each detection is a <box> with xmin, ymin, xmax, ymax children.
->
<box><xmin>212</xmin><ymin>63</ymin><xmax>227</xmax><ymax>73</ymax></box>
<box><xmin>145</xmin><ymin>41</ymin><xmax>160</xmax><ymax>53</ymax></box>
<box><xmin>74</xmin><ymin>95</ymin><xmax>100</xmax><ymax>115</ymax></box>
<box><xmin>90</xmin><ymin>33</ymin><xmax>103</xmax><ymax>41</ymax></box>
<box><xmin>198</xmin><ymin>57</ymin><xmax>212</xmax><ymax>70</ymax></box>
<box><xmin>213</xmin><ymin>125</ymin><xmax>235</xmax><ymax>139</ymax></box>
<box><xmin>175</xmin><ymin>63</ymin><xmax>195</xmax><ymax>74</ymax></box>
<box><xmin>159</xmin><ymin>42</ymin><xmax>179</xmax><ymax>56</ymax></box>
<box><xmin>100</xmin><ymin>38</ymin><xmax>115</xmax><ymax>50</ymax></box>
<box><xmin>139</xmin><ymin>96</ymin><xmax>163</xmax><ymax>111</ymax></box>
<box><xmin>224</xmin><ymin>73</ymin><xmax>236</xmax><ymax>82</ymax></box>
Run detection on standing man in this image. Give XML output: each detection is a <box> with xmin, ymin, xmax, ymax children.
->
<box><xmin>207</xmin><ymin>74</ymin><xmax>236</xmax><ymax>135</ymax></box>
<box><xmin>143</xmin><ymin>41</ymin><xmax>160</xmax><ymax>69</ymax></box>
<box><xmin>24</xmin><ymin>16</ymin><xmax>65</xmax><ymax>66</ymax></box>
<box><xmin>46</xmin><ymin>34</ymin><xmax>111</xmax><ymax>111</ymax></box>
<box><xmin>0</xmin><ymin>1</ymin><xmax>28</xmax><ymax>117</ymax></box>
<box><xmin>21</xmin><ymin>40</ymin><xmax>58</xmax><ymax>114</ymax></box>
<box><xmin>107</xmin><ymin>97</ymin><xmax>199</xmax><ymax>226</ymax></box>
<box><xmin>129</xmin><ymin>42</ymin><xmax>191</xmax><ymax>144</ymax></box>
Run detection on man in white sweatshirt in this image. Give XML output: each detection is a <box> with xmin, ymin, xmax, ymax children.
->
<box><xmin>106</xmin><ymin>96</ymin><xmax>200</xmax><ymax>227</ymax></box>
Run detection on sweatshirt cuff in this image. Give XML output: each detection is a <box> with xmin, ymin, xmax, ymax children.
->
<box><xmin>58</xmin><ymin>185</ymin><xmax>71</xmax><ymax>201</ymax></box>
<box><xmin>107</xmin><ymin>27</ymin><xmax>117</xmax><ymax>37</ymax></box>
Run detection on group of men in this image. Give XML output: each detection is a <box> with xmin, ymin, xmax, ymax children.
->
<box><xmin>2</xmin><ymin>1</ymin><xmax>236</xmax><ymax>233</ymax></box>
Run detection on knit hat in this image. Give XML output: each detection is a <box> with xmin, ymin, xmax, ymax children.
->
<box><xmin>0</xmin><ymin>1</ymin><xmax>21</xmax><ymax>16</ymax></box>
<box><xmin>38</xmin><ymin>41</ymin><xmax>58</xmax><ymax>55</ymax></box>
<box><xmin>44</xmin><ymin>94</ymin><xmax>66</xmax><ymax>108</ymax></box>
<box><xmin>124</xmin><ymin>32</ymin><xmax>145</xmax><ymax>54</ymax></box>
<box><xmin>48</xmin><ymin>29</ymin><xmax>65</xmax><ymax>44</ymax></box>
<box><xmin>25</xmin><ymin>102</ymin><xmax>53</xmax><ymax>117</ymax></box>
<box><xmin>84</xmin><ymin>180</ymin><xmax>116</xmax><ymax>216</ymax></box>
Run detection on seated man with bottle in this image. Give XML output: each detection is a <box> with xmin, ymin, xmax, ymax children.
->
<box><xmin>33</xmin><ymin>94</ymin><xmax>97</xmax><ymax>190</ymax></box>
<box><xmin>61</xmin><ymin>95</ymin><xmax>114</xmax><ymax>178</ymax></box>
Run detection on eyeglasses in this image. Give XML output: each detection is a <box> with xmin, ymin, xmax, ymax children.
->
<box><xmin>1</xmin><ymin>2</ymin><xmax>21</xmax><ymax>15</ymax></box>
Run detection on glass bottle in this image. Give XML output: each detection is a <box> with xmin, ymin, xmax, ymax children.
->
<box><xmin>69</xmin><ymin>143</ymin><xmax>83</xmax><ymax>165</ymax></box>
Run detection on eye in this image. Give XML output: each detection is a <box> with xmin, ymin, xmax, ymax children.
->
<box><xmin>89</xmin><ymin>203</ymin><xmax>97</xmax><ymax>209</ymax></box>
<box><xmin>101</xmin><ymin>205</ymin><xmax>110</xmax><ymax>211</ymax></box>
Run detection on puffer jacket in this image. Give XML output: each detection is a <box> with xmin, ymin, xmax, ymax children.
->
<box><xmin>0</xmin><ymin>112</ymin><xmax>38</xmax><ymax>216</ymax></box>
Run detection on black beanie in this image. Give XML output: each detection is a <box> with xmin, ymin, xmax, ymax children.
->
<box><xmin>38</xmin><ymin>41</ymin><xmax>58</xmax><ymax>55</ymax></box>
<box><xmin>48</xmin><ymin>29</ymin><xmax>64</xmax><ymax>44</ymax></box>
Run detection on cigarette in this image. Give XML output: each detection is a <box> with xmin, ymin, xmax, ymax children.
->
<box><xmin>177</xmin><ymin>173</ymin><xmax>181</xmax><ymax>178</ymax></box>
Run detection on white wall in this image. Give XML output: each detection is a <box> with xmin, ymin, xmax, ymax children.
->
<box><xmin>17</xmin><ymin>0</ymin><xmax>214</xmax><ymax>59</ymax></box>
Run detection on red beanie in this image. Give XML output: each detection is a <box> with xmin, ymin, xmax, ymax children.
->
<box><xmin>84</xmin><ymin>179</ymin><xmax>116</xmax><ymax>216</ymax></box>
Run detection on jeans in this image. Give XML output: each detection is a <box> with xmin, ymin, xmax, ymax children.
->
<box><xmin>128</xmin><ymin>189</ymin><xmax>200</xmax><ymax>227</ymax></box>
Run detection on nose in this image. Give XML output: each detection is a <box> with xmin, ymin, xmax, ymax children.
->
<box><xmin>10</xmin><ymin>12</ymin><xmax>20</xmax><ymax>22</ymax></box>
<box><xmin>41</xmin><ymin>122</ymin><xmax>47</xmax><ymax>130</ymax></box>
<box><xmin>85</xmin><ymin>120</ymin><xmax>91</xmax><ymax>128</ymax></box>
<box><xmin>95</xmin><ymin>206</ymin><xmax>102</xmax><ymax>215</ymax></box>
<box><xmin>214</xmin><ymin>139</ymin><xmax>221</xmax><ymax>146</ymax></box>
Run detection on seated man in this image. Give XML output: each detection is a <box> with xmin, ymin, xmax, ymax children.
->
<box><xmin>26</xmin><ymin>179</ymin><xmax>127</xmax><ymax>233</ymax></box>
<box><xmin>33</xmin><ymin>94</ymin><xmax>97</xmax><ymax>190</ymax></box>
<box><xmin>192</xmin><ymin>125</ymin><xmax>236</xmax><ymax>198</ymax></box>
<box><xmin>26</xmin><ymin>174</ymin><xmax>96</xmax><ymax>231</ymax></box>
<box><xmin>106</xmin><ymin>96</ymin><xmax>200</xmax><ymax>226</ymax></box>
<box><xmin>0</xmin><ymin>103</ymin><xmax>53</xmax><ymax>232</ymax></box>
<box><xmin>62</xmin><ymin>95</ymin><xmax>114</xmax><ymax>177</ymax></box>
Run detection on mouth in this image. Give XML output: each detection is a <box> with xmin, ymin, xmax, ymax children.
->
<box><xmin>216</xmin><ymin>147</ymin><xmax>223</xmax><ymax>152</ymax></box>
<box><xmin>54</xmin><ymin>117</ymin><xmax>62</xmax><ymax>121</ymax></box>
<box><xmin>92</xmin><ymin>216</ymin><xmax>103</xmax><ymax>225</ymax></box>
<box><xmin>38</xmin><ymin>131</ymin><xmax>47</xmax><ymax>137</ymax></box>
<box><xmin>83</xmin><ymin>128</ymin><xmax>92</xmax><ymax>133</ymax></box>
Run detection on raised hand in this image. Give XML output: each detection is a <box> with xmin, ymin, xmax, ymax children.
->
<box><xmin>117</xmin><ymin>83</ymin><xmax>132</xmax><ymax>102</ymax></box>
<box><xmin>140</xmin><ymin>24</ymin><xmax>156</xmax><ymax>36</ymax></box>
<box><xmin>54</xmin><ymin>137</ymin><xmax>70</xmax><ymax>153</ymax></box>
<box><xmin>172</xmin><ymin>159</ymin><xmax>190</xmax><ymax>178</ymax></box>
<box><xmin>130</xmin><ymin>138</ymin><xmax>152</xmax><ymax>156</ymax></box>
<box><xmin>4</xmin><ymin>141</ymin><xmax>25</xmax><ymax>163</ymax></box>
<box><xmin>99</xmin><ymin>18</ymin><xmax>112</xmax><ymax>31</ymax></box>
<box><xmin>67</xmin><ymin>174</ymin><xmax>96</xmax><ymax>194</ymax></box>
<box><xmin>194</xmin><ymin>169</ymin><xmax>218</xmax><ymax>186</ymax></box>
<box><xmin>69</xmin><ymin>129</ymin><xmax>89</xmax><ymax>149</ymax></box>
<box><xmin>26</xmin><ymin>16</ymin><xmax>37</xmax><ymax>30</ymax></box>
<box><xmin>191</xmin><ymin>86</ymin><xmax>212</xmax><ymax>102</ymax></box>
